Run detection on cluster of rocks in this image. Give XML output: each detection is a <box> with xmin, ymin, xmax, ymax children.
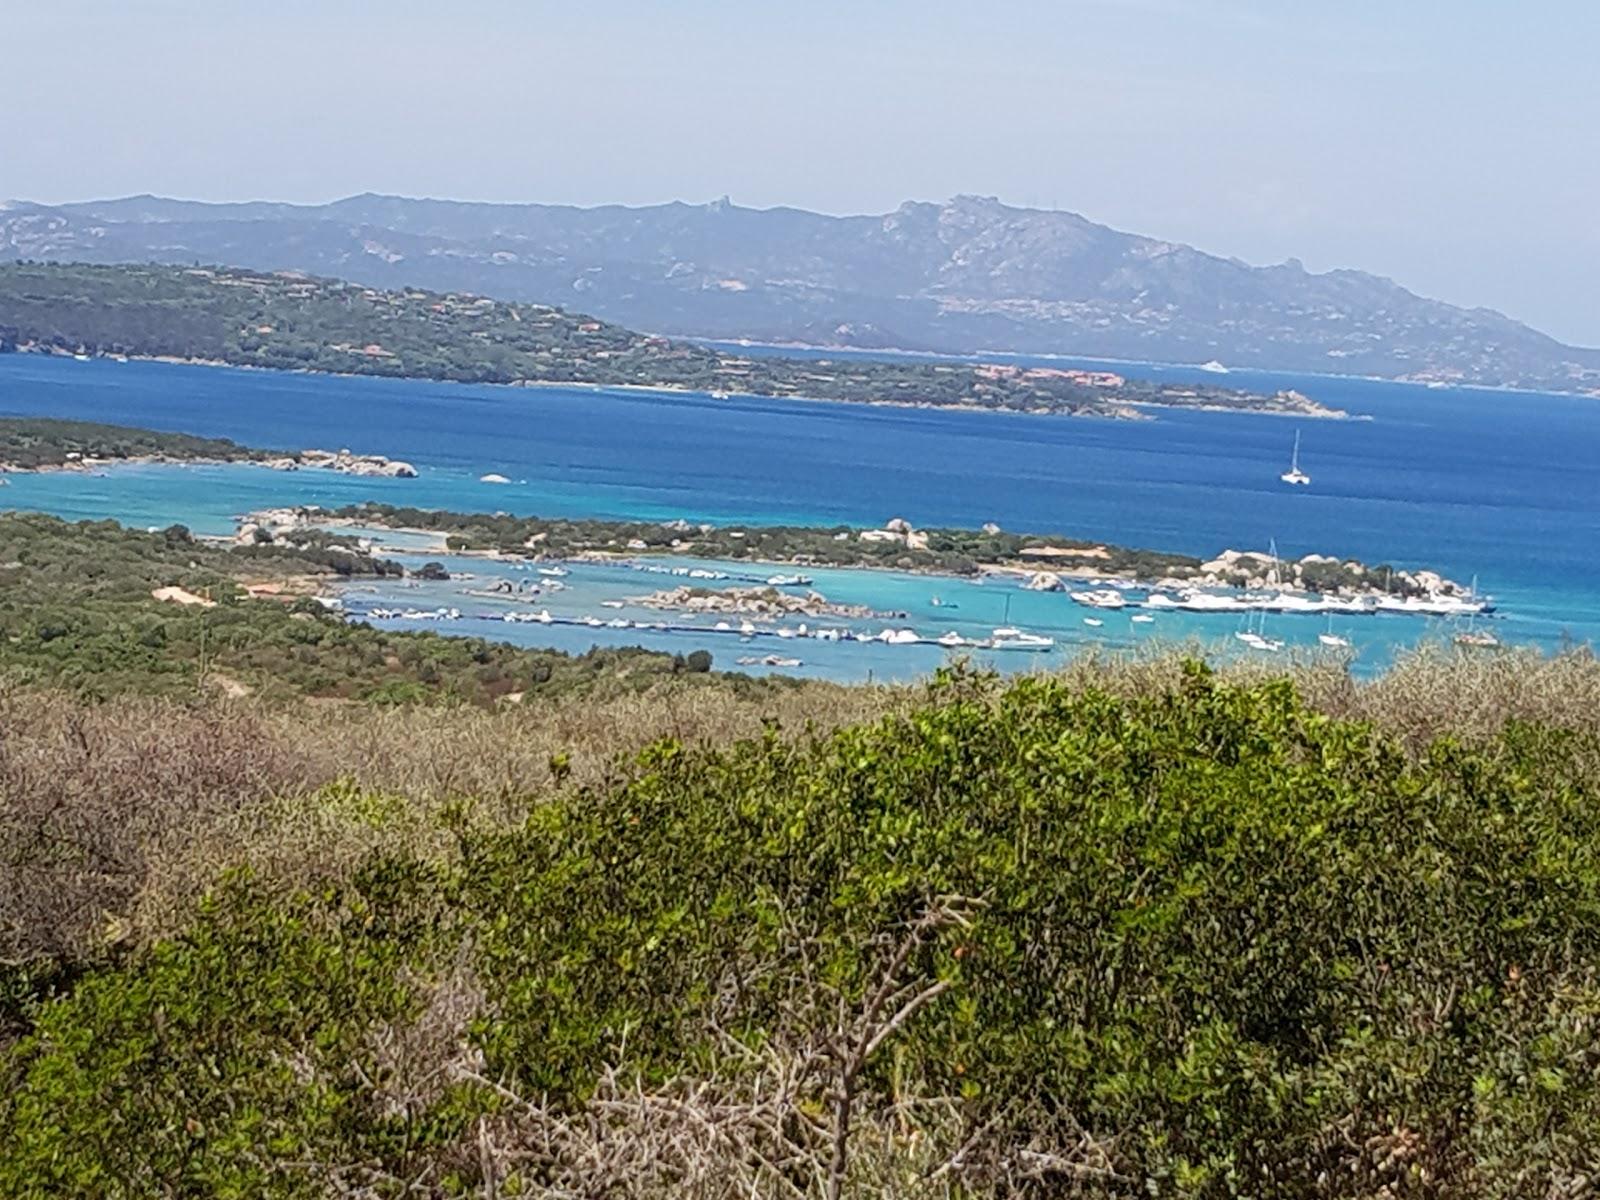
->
<box><xmin>1197</xmin><ymin>549</ymin><xmax>1467</xmax><ymax>596</ymax></box>
<box><xmin>637</xmin><ymin>586</ymin><xmax>890</xmax><ymax>621</ymax></box>
<box><xmin>263</xmin><ymin>448</ymin><xmax>417</xmax><ymax>478</ymax></box>
<box><xmin>857</xmin><ymin>516</ymin><xmax>931</xmax><ymax>551</ymax></box>
<box><xmin>233</xmin><ymin>506</ymin><xmax>317</xmax><ymax>543</ymax></box>
<box><xmin>1269</xmin><ymin>389</ymin><xmax>1348</xmax><ymax>418</ymax></box>
<box><xmin>231</xmin><ymin>506</ymin><xmax>376</xmax><ymax>564</ymax></box>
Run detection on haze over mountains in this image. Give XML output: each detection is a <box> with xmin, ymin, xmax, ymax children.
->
<box><xmin>4</xmin><ymin>193</ymin><xmax>1597</xmax><ymax>392</ymax></box>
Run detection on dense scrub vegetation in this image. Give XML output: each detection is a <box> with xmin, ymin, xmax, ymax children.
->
<box><xmin>0</xmin><ymin>415</ymin><xmax>271</xmax><ymax>469</ymax></box>
<box><xmin>0</xmin><ymin>262</ymin><xmax>1334</xmax><ymax>417</ymax></box>
<box><xmin>0</xmin><ymin>513</ymin><xmax>747</xmax><ymax>702</ymax></box>
<box><xmin>3</xmin><ymin>648</ymin><xmax>1600</xmax><ymax>1196</ymax></box>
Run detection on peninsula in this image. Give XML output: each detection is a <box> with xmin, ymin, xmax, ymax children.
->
<box><xmin>0</xmin><ymin>262</ymin><xmax>1345</xmax><ymax>419</ymax></box>
<box><xmin>275</xmin><ymin>501</ymin><xmax>1477</xmax><ymax>604</ymax></box>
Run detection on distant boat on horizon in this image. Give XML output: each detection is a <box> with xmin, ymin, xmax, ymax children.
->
<box><xmin>1280</xmin><ymin>431</ymin><xmax>1311</xmax><ymax>486</ymax></box>
<box><xmin>1198</xmin><ymin>359</ymin><xmax>1230</xmax><ymax>374</ymax></box>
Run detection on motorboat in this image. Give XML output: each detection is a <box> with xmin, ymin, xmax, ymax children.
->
<box><xmin>1069</xmin><ymin>589</ymin><xmax>1127</xmax><ymax>609</ymax></box>
<box><xmin>991</xmin><ymin>627</ymin><xmax>1055</xmax><ymax>651</ymax></box>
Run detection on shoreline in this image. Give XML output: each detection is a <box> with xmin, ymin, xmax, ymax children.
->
<box><xmin>0</xmin><ymin>445</ymin><xmax>415</xmax><ymax>480</ymax></box>
<box><xmin>0</xmin><ymin>453</ymin><xmax>236</xmax><ymax>475</ymax></box>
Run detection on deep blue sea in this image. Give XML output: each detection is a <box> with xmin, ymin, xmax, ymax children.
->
<box><xmin>2</xmin><ymin>352</ymin><xmax>1596</xmax><ymax>680</ymax></box>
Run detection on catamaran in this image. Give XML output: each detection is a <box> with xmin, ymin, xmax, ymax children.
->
<box><xmin>1280</xmin><ymin>431</ymin><xmax>1311</xmax><ymax>486</ymax></box>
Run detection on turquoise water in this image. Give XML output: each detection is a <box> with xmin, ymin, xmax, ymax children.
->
<box><xmin>338</xmin><ymin>536</ymin><xmax>1452</xmax><ymax>683</ymax></box>
<box><xmin>1</xmin><ymin>352</ymin><xmax>1596</xmax><ymax>680</ymax></box>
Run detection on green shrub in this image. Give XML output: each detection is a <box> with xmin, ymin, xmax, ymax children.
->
<box><xmin>4</xmin><ymin>667</ymin><xmax>1600</xmax><ymax>1194</ymax></box>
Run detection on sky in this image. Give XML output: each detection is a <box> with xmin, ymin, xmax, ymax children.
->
<box><xmin>5</xmin><ymin>0</ymin><xmax>1599</xmax><ymax>344</ymax></box>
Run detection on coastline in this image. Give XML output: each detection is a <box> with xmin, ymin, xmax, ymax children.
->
<box><xmin>695</xmin><ymin>336</ymin><xmax>1600</xmax><ymax>402</ymax></box>
<box><xmin>2</xmin><ymin>345</ymin><xmax>1345</xmax><ymax>422</ymax></box>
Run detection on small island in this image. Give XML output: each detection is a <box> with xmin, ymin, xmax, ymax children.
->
<box><xmin>0</xmin><ymin>417</ymin><xmax>417</xmax><ymax>477</ymax></box>
<box><xmin>637</xmin><ymin>585</ymin><xmax>898</xmax><ymax>622</ymax></box>
<box><xmin>0</xmin><ymin>262</ymin><xmax>1347</xmax><ymax>420</ymax></box>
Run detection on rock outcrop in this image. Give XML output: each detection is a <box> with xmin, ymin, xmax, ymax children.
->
<box><xmin>637</xmin><ymin>586</ymin><xmax>896</xmax><ymax>621</ymax></box>
<box><xmin>265</xmin><ymin>448</ymin><xmax>417</xmax><ymax>477</ymax></box>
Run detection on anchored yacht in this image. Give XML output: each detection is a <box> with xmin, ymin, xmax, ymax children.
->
<box><xmin>1280</xmin><ymin>431</ymin><xmax>1311</xmax><ymax>486</ymax></box>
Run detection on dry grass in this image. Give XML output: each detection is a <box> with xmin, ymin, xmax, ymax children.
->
<box><xmin>5</xmin><ymin>644</ymin><xmax>1598</xmax><ymax>965</ymax></box>
<box><xmin>0</xmin><ymin>677</ymin><xmax>904</xmax><ymax>960</ymax></box>
<box><xmin>0</xmin><ymin>688</ymin><xmax>317</xmax><ymax>961</ymax></box>
<box><xmin>1048</xmin><ymin>640</ymin><xmax>1600</xmax><ymax>745</ymax></box>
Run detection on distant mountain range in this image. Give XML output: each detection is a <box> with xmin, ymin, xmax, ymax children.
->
<box><xmin>4</xmin><ymin>192</ymin><xmax>1597</xmax><ymax>392</ymax></box>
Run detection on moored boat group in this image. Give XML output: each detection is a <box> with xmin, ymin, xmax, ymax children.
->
<box><xmin>1068</xmin><ymin>586</ymin><xmax>1491</xmax><ymax>619</ymax></box>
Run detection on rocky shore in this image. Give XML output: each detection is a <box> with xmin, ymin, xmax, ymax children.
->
<box><xmin>260</xmin><ymin>448</ymin><xmax>417</xmax><ymax>478</ymax></box>
<box><xmin>1008</xmin><ymin>546</ymin><xmax>1474</xmax><ymax>602</ymax></box>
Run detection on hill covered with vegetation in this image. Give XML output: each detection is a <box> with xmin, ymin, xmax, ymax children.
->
<box><xmin>3</xmin><ymin>649</ymin><xmax>1600</xmax><ymax>1196</ymax></box>
<box><xmin>0</xmin><ymin>261</ymin><xmax>1342</xmax><ymax>418</ymax></box>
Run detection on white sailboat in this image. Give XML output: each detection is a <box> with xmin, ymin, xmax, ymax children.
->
<box><xmin>1280</xmin><ymin>431</ymin><xmax>1311</xmax><ymax>486</ymax></box>
<box><xmin>1254</xmin><ymin>610</ymin><xmax>1285</xmax><ymax>652</ymax></box>
<box><xmin>1452</xmin><ymin>577</ymin><xmax>1498</xmax><ymax>647</ymax></box>
<box><xmin>1235</xmin><ymin>608</ymin><xmax>1283</xmax><ymax>652</ymax></box>
<box><xmin>1318</xmin><ymin>613</ymin><xmax>1351</xmax><ymax>649</ymax></box>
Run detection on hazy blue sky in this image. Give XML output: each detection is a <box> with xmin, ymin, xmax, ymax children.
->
<box><xmin>7</xmin><ymin>1</ymin><xmax>1598</xmax><ymax>343</ymax></box>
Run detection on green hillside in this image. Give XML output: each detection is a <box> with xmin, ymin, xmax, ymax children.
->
<box><xmin>0</xmin><ymin>261</ymin><xmax>1341</xmax><ymax>417</ymax></box>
